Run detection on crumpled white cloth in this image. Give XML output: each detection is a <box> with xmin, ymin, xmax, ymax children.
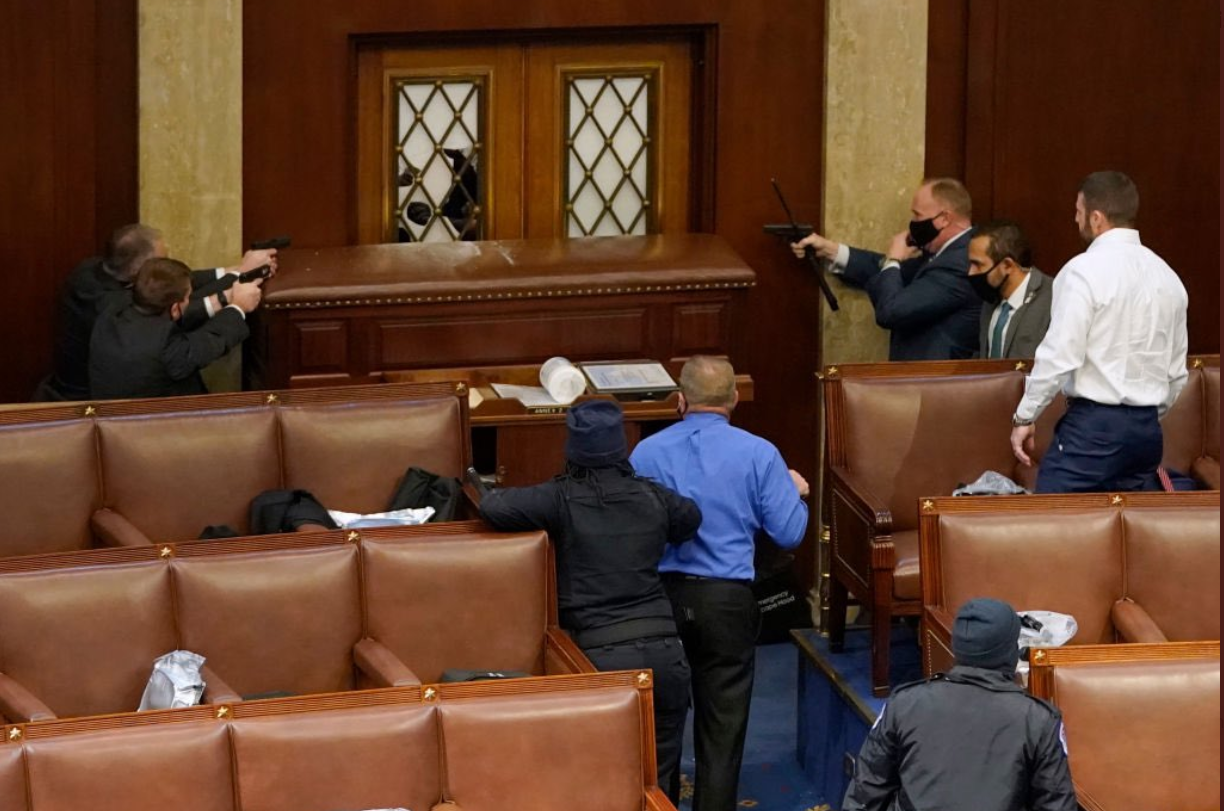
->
<box><xmin>139</xmin><ymin>650</ymin><xmax>206</xmax><ymax>711</ymax></box>
<box><xmin>952</xmin><ymin>470</ymin><xmax>1029</xmax><ymax>496</ymax></box>
<box><xmin>1015</xmin><ymin>611</ymin><xmax>1078</xmax><ymax>686</ymax></box>
<box><xmin>327</xmin><ymin>506</ymin><xmax>435</xmax><ymax>529</ymax></box>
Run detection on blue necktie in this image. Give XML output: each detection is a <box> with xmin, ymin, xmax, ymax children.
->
<box><xmin>989</xmin><ymin>302</ymin><xmax>1012</xmax><ymax>359</ymax></box>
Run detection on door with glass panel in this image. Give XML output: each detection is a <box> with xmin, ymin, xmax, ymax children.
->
<box><xmin>356</xmin><ymin>37</ymin><xmax>694</xmax><ymax>243</ymax></box>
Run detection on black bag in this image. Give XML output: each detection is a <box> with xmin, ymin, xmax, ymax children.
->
<box><xmin>439</xmin><ymin>669</ymin><xmax>530</xmax><ymax>683</ymax></box>
<box><xmin>198</xmin><ymin>525</ymin><xmax>240</xmax><ymax>540</ymax></box>
<box><xmin>752</xmin><ymin>549</ymin><xmax>812</xmax><ymax>645</ymax></box>
<box><xmin>249</xmin><ymin>489</ymin><xmax>338</xmax><ymax>535</ymax></box>
<box><xmin>388</xmin><ymin>466</ymin><xmax>463</xmax><ymax>522</ymax></box>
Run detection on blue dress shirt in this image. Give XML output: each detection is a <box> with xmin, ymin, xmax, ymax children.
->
<box><xmin>629</xmin><ymin>411</ymin><xmax>808</xmax><ymax>580</ymax></box>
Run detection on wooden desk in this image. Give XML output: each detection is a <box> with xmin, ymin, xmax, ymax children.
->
<box><xmin>384</xmin><ymin>364</ymin><xmax>753</xmax><ymax>486</ymax></box>
<box><xmin>249</xmin><ymin>234</ymin><xmax>756</xmax><ymax>390</ymax></box>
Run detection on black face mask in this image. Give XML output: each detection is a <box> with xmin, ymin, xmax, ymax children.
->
<box><xmin>907</xmin><ymin>215</ymin><xmax>941</xmax><ymax>249</ymax></box>
<box><xmin>968</xmin><ymin>262</ymin><xmax>1004</xmax><ymax>304</ymax></box>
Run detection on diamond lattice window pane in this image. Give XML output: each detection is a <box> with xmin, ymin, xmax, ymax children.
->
<box><xmin>564</xmin><ymin>70</ymin><xmax>654</xmax><ymax>237</ymax></box>
<box><xmin>392</xmin><ymin>77</ymin><xmax>485</xmax><ymax>243</ymax></box>
<box><xmin>569</xmin><ymin>182</ymin><xmax>606</xmax><ymax>238</ymax></box>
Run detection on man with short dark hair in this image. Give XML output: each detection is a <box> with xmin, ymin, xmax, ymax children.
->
<box><xmin>1010</xmin><ymin>171</ymin><xmax>1189</xmax><ymax>493</ymax></box>
<box><xmin>38</xmin><ymin>223</ymin><xmax>277</xmax><ymax>401</ymax></box>
<box><xmin>477</xmin><ymin>399</ymin><xmax>699</xmax><ymax>806</ymax></box>
<box><xmin>630</xmin><ymin>355</ymin><xmax>809</xmax><ymax>811</ymax></box>
<box><xmin>967</xmin><ymin>219</ymin><xmax>1053</xmax><ymax>359</ymax></box>
<box><xmin>842</xmin><ymin>597</ymin><xmax>1077</xmax><ymax>811</ymax></box>
<box><xmin>791</xmin><ymin>178</ymin><xmax>980</xmax><ymax>360</ymax></box>
<box><xmin>88</xmin><ymin>258</ymin><xmax>261</xmax><ymax>399</ymax></box>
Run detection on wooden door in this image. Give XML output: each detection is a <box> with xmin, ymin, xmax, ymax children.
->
<box><xmin>356</xmin><ymin>36</ymin><xmax>695</xmax><ymax>244</ymax></box>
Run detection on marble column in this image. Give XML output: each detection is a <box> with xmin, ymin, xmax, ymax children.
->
<box><xmin>139</xmin><ymin>0</ymin><xmax>244</xmax><ymax>390</ymax></box>
<box><xmin>812</xmin><ymin>0</ymin><xmax>929</xmax><ymax>628</ymax></box>
<box><xmin>822</xmin><ymin>0</ymin><xmax>929</xmax><ymax>367</ymax></box>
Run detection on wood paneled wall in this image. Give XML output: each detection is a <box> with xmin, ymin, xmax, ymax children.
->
<box><xmin>928</xmin><ymin>0</ymin><xmax>1220</xmax><ymax>353</ymax></box>
<box><xmin>0</xmin><ymin>0</ymin><xmax>138</xmax><ymax>403</ymax></box>
<box><xmin>242</xmin><ymin>2</ymin><xmax>830</xmax><ymax>583</ymax></box>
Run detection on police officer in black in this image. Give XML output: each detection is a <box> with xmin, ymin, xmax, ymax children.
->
<box><xmin>478</xmin><ymin>400</ymin><xmax>698</xmax><ymax>804</ymax></box>
<box><xmin>843</xmin><ymin>598</ymin><xmax>1078</xmax><ymax>811</ymax></box>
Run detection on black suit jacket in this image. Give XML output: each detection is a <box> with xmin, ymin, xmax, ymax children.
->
<box><xmin>49</xmin><ymin>258</ymin><xmax>130</xmax><ymax>400</ymax></box>
<box><xmin>841</xmin><ymin>230</ymin><xmax>981</xmax><ymax>361</ymax></box>
<box><xmin>88</xmin><ymin>303</ymin><xmax>249</xmax><ymax>400</ymax></box>
<box><xmin>976</xmin><ymin>268</ymin><xmax>1054</xmax><ymax>360</ymax></box>
<box><xmin>45</xmin><ymin>261</ymin><xmax>226</xmax><ymax>400</ymax></box>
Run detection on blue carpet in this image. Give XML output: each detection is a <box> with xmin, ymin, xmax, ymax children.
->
<box><xmin>676</xmin><ymin>642</ymin><xmax>826</xmax><ymax>811</ymax></box>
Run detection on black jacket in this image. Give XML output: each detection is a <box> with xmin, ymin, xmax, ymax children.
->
<box><xmin>478</xmin><ymin>463</ymin><xmax>701</xmax><ymax>644</ymax></box>
<box><xmin>843</xmin><ymin>666</ymin><xmax>1077</xmax><ymax>811</ymax></box>
<box><xmin>88</xmin><ymin>302</ymin><xmax>249</xmax><ymax>400</ymax></box>
<box><xmin>842</xmin><ymin>230</ymin><xmax>981</xmax><ymax>361</ymax></box>
<box><xmin>49</xmin><ymin>257</ymin><xmax>226</xmax><ymax>400</ymax></box>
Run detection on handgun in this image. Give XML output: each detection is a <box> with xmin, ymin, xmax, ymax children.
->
<box><xmin>237</xmin><ymin>264</ymin><xmax>272</xmax><ymax>284</ymax></box>
<box><xmin>250</xmin><ymin>236</ymin><xmax>291</xmax><ymax>251</ymax></box>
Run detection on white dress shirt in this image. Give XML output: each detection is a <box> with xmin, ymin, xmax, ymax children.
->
<box><xmin>1015</xmin><ymin>228</ymin><xmax>1188</xmax><ymax>420</ymax></box>
<box><xmin>987</xmin><ymin>271</ymin><xmax>1032</xmax><ymax>356</ymax></box>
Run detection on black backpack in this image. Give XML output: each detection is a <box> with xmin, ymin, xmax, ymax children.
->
<box><xmin>388</xmin><ymin>466</ymin><xmax>463</xmax><ymax>522</ymax></box>
<box><xmin>248</xmin><ymin>489</ymin><xmax>338</xmax><ymax>535</ymax></box>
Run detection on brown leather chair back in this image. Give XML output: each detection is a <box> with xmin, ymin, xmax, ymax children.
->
<box><xmin>1053</xmin><ymin>658</ymin><xmax>1220</xmax><ymax>811</ymax></box>
<box><xmin>280</xmin><ymin>397</ymin><xmax>466</xmax><ymax>514</ymax></box>
<box><xmin>97</xmin><ymin>408</ymin><xmax>281</xmax><ymax>539</ymax></box>
<box><xmin>0</xmin><ymin>744</ymin><xmax>24</xmax><ymax>811</ymax></box>
<box><xmin>841</xmin><ymin>374</ymin><xmax>1021</xmax><ymax>529</ymax></box>
<box><xmin>0</xmin><ymin>561</ymin><xmax>175</xmax><ymax>718</ymax></box>
<box><xmin>363</xmin><ymin>533</ymin><xmax>549</xmax><ymax>681</ymax></box>
<box><xmin>438</xmin><ymin>686</ymin><xmax>645</xmax><ymax>811</ymax></box>
<box><xmin>22</xmin><ymin>721</ymin><xmax>234</xmax><ymax>811</ymax></box>
<box><xmin>936</xmin><ymin>511</ymin><xmax>1122</xmax><ymax>643</ymax></box>
<box><xmin>231</xmin><ymin>703</ymin><xmax>440</xmax><ymax>811</ymax></box>
<box><xmin>1123</xmin><ymin>507</ymin><xmax>1220</xmax><ymax>640</ymax></box>
<box><xmin>1161</xmin><ymin>367</ymin><xmax>1204</xmax><ymax>474</ymax></box>
<box><xmin>0</xmin><ymin>420</ymin><xmax>99</xmax><ymax>554</ymax></box>
<box><xmin>173</xmin><ymin>545</ymin><xmax>361</xmax><ymax>697</ymax></box>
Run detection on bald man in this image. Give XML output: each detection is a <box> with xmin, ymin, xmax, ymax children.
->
<box><xmin>792</xmin><ymin>178</ymin><xmax>981</xmax><ymax>360</ymax></box>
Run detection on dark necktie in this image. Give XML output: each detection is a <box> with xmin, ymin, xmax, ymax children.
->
<box><xmin>989</xmin><ymin>301</ymin><xmax>1013</xmax><ymax>359</ymax></box>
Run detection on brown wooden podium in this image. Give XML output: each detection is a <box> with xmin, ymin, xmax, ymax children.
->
<box><xmin>248</xmin><ymin>234</ymin><xmax>756</xmax><ymax>391</ymax></box>
<box><xmin>384</xmin><ymin>363</ymin><xmax>753</xmax><ymax>486</ymax></box>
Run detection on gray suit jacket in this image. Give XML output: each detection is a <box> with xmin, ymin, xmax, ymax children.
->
<box><xmin>977</xmin><ymin>268</ymin><xmax>1053</xmax><ymax>359</ymax></box>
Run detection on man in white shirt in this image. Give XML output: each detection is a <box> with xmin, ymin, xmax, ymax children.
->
<box><xmin>1010</xmin><ymin>171</ymin><xmax>1189</xmax><ymax>492</ymax></box>
<box><xmin>967</xmin><ymin>220</ymin><xmax>1053</xmax><ymax>359</ymax></box>
<box><xmin>791</xmin><ymin>178</ymin><xmax>981</xmax><ymax>360</ymax></box>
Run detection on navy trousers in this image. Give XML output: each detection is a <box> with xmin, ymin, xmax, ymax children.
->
<box><xmin>1036</xmin><ymin>398</ymin><xmax>1163</xmax><ymax>493</ymax></box>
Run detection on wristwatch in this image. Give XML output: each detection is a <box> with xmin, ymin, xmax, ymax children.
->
<box><xmin>1011</xmin><ymin>414</ymin><xmax>1035</xmax><ymax>427</ymax></box>
<box><xmin>217</xmin><ymin>289</ymin><xmax>229</xmax><ymax>308</ymax></box>
<box><xmin>878</xmin><ymin>256</ymin><xmax>900</xmax><ymax>270</ymax></box>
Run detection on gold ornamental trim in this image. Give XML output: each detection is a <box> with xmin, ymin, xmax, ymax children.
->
<box><xmin>263</xmin><ymin>280</ymin><xmax>756</xmax><ymax>310</ymax></box>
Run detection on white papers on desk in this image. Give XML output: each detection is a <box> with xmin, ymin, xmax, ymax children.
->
<box><xmin>327</xmin><ymin>506</ymin><xmax>435</xmax><ymax>528</ymax></box>
<box><xmin>490</xmin><ymin>382</ymin><xmax>566</xmax><ymax>408</ymax></box>
<box><xmin>580</xmin><ymin>362</ymin><xmax>676</xmax><ymax>393</ymax></box>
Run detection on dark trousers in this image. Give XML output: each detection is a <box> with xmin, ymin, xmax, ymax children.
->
<box><xmin>1037</xmin><ymin>398</ymin><xmax>1164</xmax><ymax>493</ymax></box>
<box><xmin>584</xmin><ymin>635</ymin><xmax>691</xmax><ymax>805</ymax></box>
<box><xmin>663</xmin><ymin>576</ymin><xmax>759</xmax><ymax>811</ymax></box>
